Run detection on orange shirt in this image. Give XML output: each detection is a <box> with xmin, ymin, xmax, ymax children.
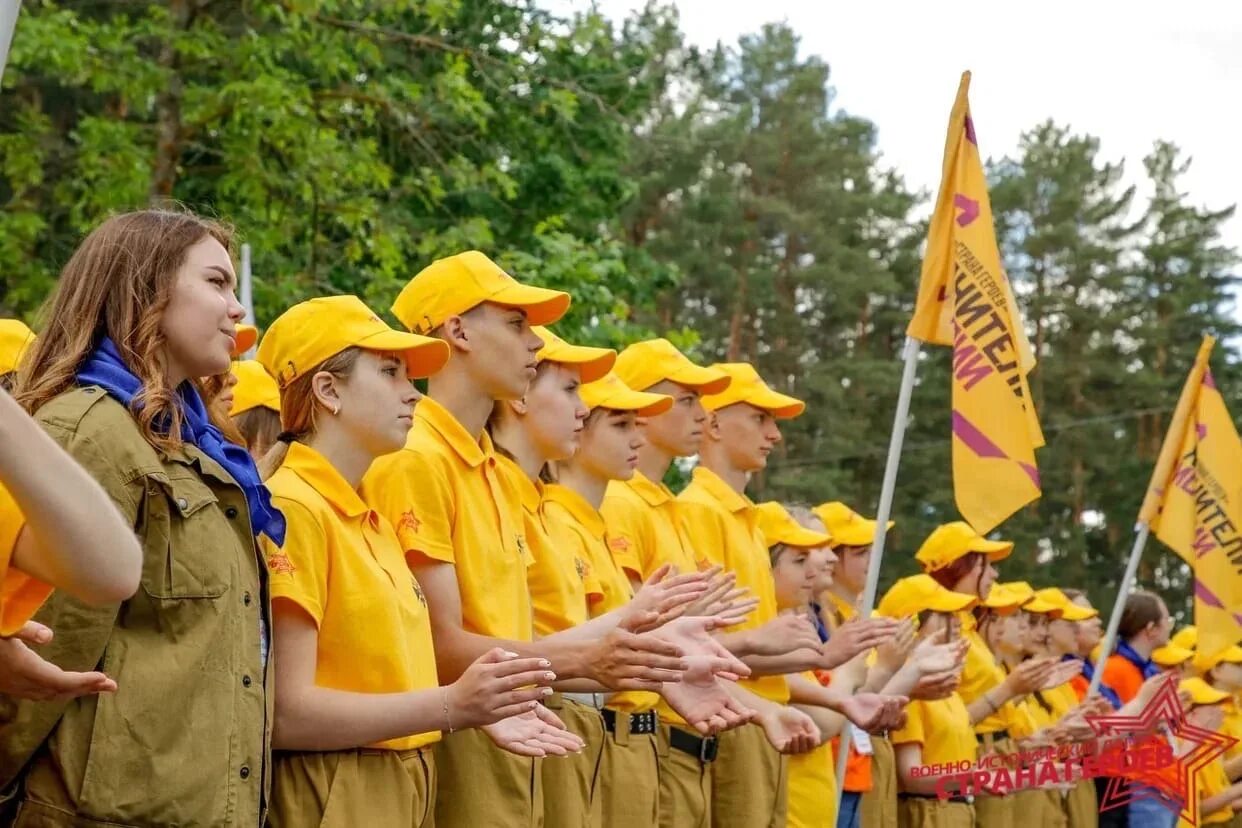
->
<box><xmin>1101</xmin><ymin>653</ymin><xmax>1144</xmax><ymax>704</ymax></box>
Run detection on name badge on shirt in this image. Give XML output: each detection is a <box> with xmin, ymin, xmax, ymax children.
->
<box><xmin>850</xmin><ymin>724</ymin><xmax>873</xmax><ymax>756</ymax></box>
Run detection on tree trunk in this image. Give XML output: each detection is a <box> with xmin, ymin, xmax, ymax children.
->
<box><xmin>149</xmin><ymin>0</ymin><xmax>192</xmax><ymax>202</ymax></box>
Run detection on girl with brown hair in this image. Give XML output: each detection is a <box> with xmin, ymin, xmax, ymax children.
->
<box><xmin>1</xmin><ymin>209</ymin><xmax>284</xmax><ymax>827</ymax></box>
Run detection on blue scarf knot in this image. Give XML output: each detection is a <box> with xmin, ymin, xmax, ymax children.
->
<box><xmin>77</xmin><ymin>338</ymin><xmax>285</xmax><ymax>546</ymax></box>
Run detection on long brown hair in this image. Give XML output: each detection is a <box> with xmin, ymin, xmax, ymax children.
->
<box><xmin>929</xmin><ymin>551</ymin><xmax>988</xmax><ymax>597</ymax></box>
<box><xmin>257</xmin><ymin>348</ymin><xmax>362</xmax><ymax>480</ymax></box>
<box><xmin>15</xmin><ymin>209</ymin><xmax>234</xmax><ymax>451</ymax></box>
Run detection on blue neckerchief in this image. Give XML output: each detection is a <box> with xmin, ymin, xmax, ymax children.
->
<box><xmin>1065</xmin><ymin>653</ymin><xmax>1122</xmax><ymax>709</ymax></box>
<box><xmin>809</xmin><ymin>601</ymin><xmax>831</xmax><ymax>644</ymax></box>
<box><xmin>77</xmin><ymin>338</ymin><xmax>285</xmax><ymax>545</ymax></box>
<box><xmin>1116</xmin><ymin>639</ymin><xmax>1161</xmax><ymax>680</ymax></box>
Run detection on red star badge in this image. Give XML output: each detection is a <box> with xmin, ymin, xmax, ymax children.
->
<box><xmin>1086</xmin><ymin>676</ymin><xmax>1236</xmax><ymax>825</ymax></box>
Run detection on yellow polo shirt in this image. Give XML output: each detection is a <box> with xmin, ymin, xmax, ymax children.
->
<box><xmin>264</xmin><ymin>442</ymin><xmax>440</xmax><ymax>750</ymax></box>
<box><xmin>891</xmin><ymin>694</ymin><xmax>977</xmax><ymax>768</ymax></box>
<box><xmin>544</xmin><ymin>483</ymin><xmax>658</xmax><ymax>715</ymax></box>
<box><xmin>0</xmin><ymin>483</ymin><xmax>52</xmax><ymax>636</ymax></box>
<box><xmin>679</xmin><ymin>466</ymin><xmax>789</xmax><ymax>704</ymax></box>
<box><xmin>601</xmin><ymin>471</ymin><xmax>708</xmax><ymax>580</ymax></box>
<box><xmin>495</xmin><ymin>455</ymin><xmax>600</xmax><ymax>637</ymax></box>
<box><xmin>787</xmin><ymin>670</ymin><xmax>838</xmax><ymax>828</ymax></box>
<box><xmin>960</xmin><ymin>613</ymin><xmax>1035</xmax><ymax>738</ymax></box>
<box><xmin>361</xmin><ymin>396</ymin><xmax>533</xmax><ymax>641</ymax></box>
<box><xmin>1221</xmin><ymin>697</ymin><xmax>1242</xmax><ymax>764</ymax></box>
<box><xmin>1183</xmin><ymin>758</ymin><xmax>1234</xmax><ymax>826</ymax></box>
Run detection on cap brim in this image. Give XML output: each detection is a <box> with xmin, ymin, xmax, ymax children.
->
<box><xmin>1152</xmin><ymin>645</ymin><xmax>1194</xmax><ymax>667</ymax></box>
<box><xmin>232</xmin><ymin>326</ymin><xmax>258</xmax><ymax>358</ymax></box>
<box><xmin>749</xmin><ymin>388</ymin><xmax>806</xmax><ymax>419</ymax></box>
<box><xmin>773</xmin><ymin>526</ymin><xmax>833</xmax><ymax>549</ymax></box>
<box><xmin>602</xmin><ymin>389</ymin><xmax>674</xmax><ymax>417</ymax></box>
<box><xmin>358</xmin><ymin>329</ymin><xmax>451</xmax><ymax>379</ymax></box>
<box><xmin>1022</xmin><ymin>598</ymin><xmax>1062</xmax><ymax>616</ymax></box>
<box><xmin>1059</xmin><ymin>605</ymin><xmax>1097</xmax><ymax>622</ymax></box>
<box><xmin>542</xmin><ymin>345</ymin><xmax>616</xmax><ymax>384</ymax></box>
<box><xmin>970</xmin><ymin>538</ymin><xmax>1014</xmax><ymax>561</ymax></box>
<box><xmin>667</xmin><ymin>364</ymin><xmax>732</xmax><ymax>396</ymax></box>
<box><xmin>491</xmin><ymin>283</ymin><xmax>572</xmax><ymax>327</ymax></box>
<box><xmin>828</xmin><ymin>519</ymin><xmax>895</xmax><ymax>548</ymax></box>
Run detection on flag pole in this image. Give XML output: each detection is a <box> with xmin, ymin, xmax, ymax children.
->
<box><xmin>835</xmin><ymin>335</ymin><xmax>922</xmax><ymax>801</ymax></box>
<box><xmin>0</xmin><ymin>1</ymin><xmax>22</xmax><ymax>88</ymax></box>
<box><xmin>1087</xmin><ymin>523</ymin><xmax>1150</xmax><ymax>696</ymax></box>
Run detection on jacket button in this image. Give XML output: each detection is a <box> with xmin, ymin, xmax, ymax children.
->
<box><xmin>242</xmin><ymin>675</ymin><xmax>252</xmax><ymax>688</ymax></box>
<box><xmin>239</xmin><ymin>766</ymin><xmax>250</xmax><ymax>779</ymax></box>
<box><xmin>225</xmin><ymin>506</ymin><xmax>239</xmax><ymax>519</ymax></box>
<box><xmin>243</xmin><ymin>592</ymin><xmax>252</xmax><ymax>606</ymax></box>
<box><xmin>177</xmin><ymin>497</ymin><xmax>188</xmax><ymax>510</ymax></box>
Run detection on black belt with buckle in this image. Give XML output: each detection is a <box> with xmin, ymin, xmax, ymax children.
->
<box><xmin>977</xmin><ymin>729</ymin><xmax>1009</xmax><ymax>744</ymax></box>
<box><xmin>602</xmin><ymin>708</ymin><xmax>658</xmax><ymax>736</ymax></box>
<box><xmin>668</xmin><ymin>725</ymin><xmax>718</xmax><ymax>763</ymax></box>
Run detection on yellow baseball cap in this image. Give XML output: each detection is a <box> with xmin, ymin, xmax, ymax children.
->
<box><xmin>914</xmin><ymin>522</ymin><xmax>1013</xmax><ymax>573</ymax></box>
<box><xmin>258</xmin><ymin>295</ymin><xmax>450</xmax><ymax>388</ymax></box>
<box><xmin>579</xmin><ymin>372</ymin><xmax>673</xmax><ymax>417</ymax></box>
<box><xmin>231</xmin><ymin>324</ymin><xmax>258</xmax><ymax>358</ymax></box>
<box><xmin>1034</xmin><ymin>588</ymin><xmax>1098</xmax><ymax>621</ymax></box>
<box><xmin>1021</xmin><ymin>587</ymin><xmax>1062</xmax><ymax>617</ymax></box>
<box><xmin>980</xmin><ymin>582</ymin><xmax>1029</xmax><ymax>614</ymax></box>
<box><xmin>1180</xmin><ymin>676</ymin><xmax>1231</xmax><ymax>706</ymax></box>
<box><xmin>1171</xmin><ymin>626</ymin><xmax>1198</xmax><ymax>650</ymax></box>
<box><xmin>1193</xmin><ymin>644</ymin><xmax>1242</xmax><ymax>675</ymax></box>
<box><xmin>1151</xmin><ymin>643</ymin><xmax>1195</xmax><ymax>668</ymax></box>
<box><xmin>229</xmin><ymin>360</ymin><xmax>281</xmax><ymax>416</ymax></box>
<box><xmin>0</xmin><ymin>319</ymin><xmax>35</xmax><ymax>374</ymax></box>
<box><xmin>700</xmin><ymin>363</ymin><xmax>804</xmax><ymax>418</ymax></box>
<box><xmin>613</xmin><ymin>339</ymin><xmax>731</xmax><ymax>395</ymax></box>
<box><xmin>391</xmin><ymin>251</ymin><xmax>570</xmax><ymax>335</ymax></box>
<box><xmin>756</xmin><ymin>502</ymin><xmax>832</xmax><ymax>549</ymax></box>
<box><xmin>533</xmin><ymin>327</ymin><xmax>615</xmax><ymax>384</ymax></box>
<box><xmin>813</xmin><ymin>502</ymin><xmax>892</xmax><ymax>548</ymax></box>
<box><xmin>878</xmin><ymin>574</ymin><xmax>977</xmax><ymax>618</ymax></box>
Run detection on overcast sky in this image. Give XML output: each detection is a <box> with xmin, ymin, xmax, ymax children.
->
<box><xmin>546</xmin><ymin>0</ymin><xmax>1241</xmax><ymax>280</ymax></box>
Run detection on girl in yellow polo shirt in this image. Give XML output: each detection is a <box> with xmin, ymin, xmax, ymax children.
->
<box><xmin>878</xmin><ymin>574</ymin><xmax>978</xmax><ymax>828</ymax></box>
<box><xmin>256</xmin><ymin>297</ymin><xmax>568</xmax><ymax>827</ymax></box>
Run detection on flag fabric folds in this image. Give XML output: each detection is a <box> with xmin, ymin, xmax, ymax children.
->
<box><xmin>908</xmin><ymin>71</ymin><xmax>1044</xmax><ymax>534</ymax></box>
<box><xmin>1142</xmin><ymin>336</ymin><xmax>1242</xmax><ymax>664</ymax></box>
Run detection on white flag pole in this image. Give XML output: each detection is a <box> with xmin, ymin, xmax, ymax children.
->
<box><xmin>1087</xmin><ymin>524</ymin><xmax>1150</xmax><ymax>696</ymax></box>
<box><xmin>0</xmin><ymin>1</ymin><xmax>23</xmax><ymax>88</ymax></box>
<box><xmin>834</xmin><ymin>335</ymin><xmax>922</xmax><ymax>803</ymax></box>
<box><xmin>239</xmin><ymin>243</ymin><xmax>256</xmax><ymax>356</ymax></box>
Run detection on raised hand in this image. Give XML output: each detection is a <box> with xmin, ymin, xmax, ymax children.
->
<box><xmin>623</xmin><ymin>565</ymin><xmax>712</xmax><ymax>632</ymax></box>
<box><xmin>820</xmin><ymin>617</ymin><xmax>900</xmax><ymax>670</ymax></box>
<box><xmin>445</xmin><ymin>648</ymin><xmax>559</xmax><ymax>729</ymax></box>
<box><xmin>1005</xmin><ymin>656</ymin><xmax>1056</xmax><ymax>696</ymax></box>
<box><xmin>746</xmin><ymin>613</ymin><xmax>822</xmax><ymax>656</ymax></box>
<box><xmin>482</xmin><ymin>704</ymin><xmax>586</xmax><ymax>758</ymax></box>
<box><xmin>1038</xmin><ymin>659</ymin><xmax>1083</xmax><ymax>691</ymax></box>
<box><xmin>757</xmin><ymin>705</ymin><xmax>821</xmax><ymax>755</ymax></box>
<box><xmin>874</xmin><ymin>617</ymin><xmax>917</xmax><ymax>673</ymax></box>
<box><xmin>661</xmin><ymin>657</ymin><xmax>757</xmax><ymax>735</ymax></box>
<box><xmin>680</xmin><ymin>569</ymin><xmax>759</xmax><ymax>625</ymax></box>
<box><xmin>648</xmin><ymin>616</ymin><xmax>752</xmax><ymax>680</ymax></box>
<box><xmin>0</xmin><ymin>621</ymin><xmax>117</xmax><ymax>701</ymax></box>
<box><xmin>840</xmin><ymin>692</ymin><xmax>909</xmax><ymax>733</ymax></box>
<box><xmin>584</xmin><ymin>622</ymin><xmax>687</xmax><ymax>692</ymax></box>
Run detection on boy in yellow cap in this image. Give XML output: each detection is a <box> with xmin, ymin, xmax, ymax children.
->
<box><xmin>256</xmin><ymin>295</ymin><xmax>578</xmax><ymax>827</ymax></box>
<box><xmin>1195</xmin><ymin>644</ymin><xmax>1242</xmax><ymax>788</ymax></box>
<box><xmin>1178</xmin><ymin>677</ymin><xmax>1242</xmax><ymax>826</ymax></box>
<box><xmin>679</xmin><ymin>362</ymin><xmax>902</xmax><ymax>828</ymax></box>
<box><xmin>360</xmin><ymin>252</ymin><xmax>689</xmax><ymax>827</ymax></box>
<box><xmin>605</xmin><ymin>339</ymin><xmax>764</xmax><ymax>828</ymax></box>
<box><xmin>878</xmin><ymin>575</ymin><xmax>978</xmax><ymax>828</ymax></box>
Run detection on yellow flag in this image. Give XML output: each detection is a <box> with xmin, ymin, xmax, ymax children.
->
<box><xmin>1144</xmin><ymin>336</ymin><xmax>1242</xmax><ymax>663</ymax></box>
<box><xmin>908</xmin><ymin>72</ymin><xmax>1044</xmax><ymax>533</ymax></box>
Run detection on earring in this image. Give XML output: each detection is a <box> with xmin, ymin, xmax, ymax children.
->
<box><xmin>330</xmin><ymin>404</ymin><xmax>340</xmax><ymax>416</ymax></box>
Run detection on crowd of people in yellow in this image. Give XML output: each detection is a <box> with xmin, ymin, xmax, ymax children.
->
<box><xmin>1</xmin><ymin>208</ymin><xmax>1241</xmax><ymax>828</ymax></box>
